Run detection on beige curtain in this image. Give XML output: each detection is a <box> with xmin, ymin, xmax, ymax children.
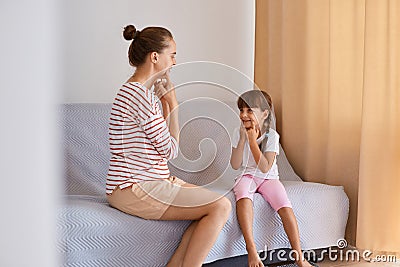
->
<box><xmin>255</xmin><ymin>0</ymin><xmax>400</xmax><ymax>254</ymax></box>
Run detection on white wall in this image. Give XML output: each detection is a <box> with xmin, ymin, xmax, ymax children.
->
<box><xmin>62</xmin><ymin>0</ymin><xmax>255</xmax><ymax>103</ymax></box>
<box><xmin>0</xmin><ymin>2</ymin><xmax>253</xmax><ymax>265</ymax></box>
<box><xmin>0</xmin><ymin>1</ymin><xmax>61</xmax><ymax>266</ymax></box>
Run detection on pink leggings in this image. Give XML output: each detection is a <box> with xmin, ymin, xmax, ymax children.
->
<box><xmin>233</xmin><ymin>175</ymin><xmax>292</xmax><ymax>211</ymax></box>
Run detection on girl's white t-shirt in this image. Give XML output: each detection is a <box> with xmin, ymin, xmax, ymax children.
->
<box><xmin>232</xmin><ymin>127</ymin><xmax>280</xmax><ymax>179</ymax></box>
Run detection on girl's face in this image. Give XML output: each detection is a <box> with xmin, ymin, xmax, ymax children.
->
<box><xmin>239</xmin><ymin>107</ymin><xmax>269</xmax><ymax>130</ymax></box>
<box><xmin>154</xmin><ymin>39</ymin><xmax>176</xmax><ymax>76</ymax></box>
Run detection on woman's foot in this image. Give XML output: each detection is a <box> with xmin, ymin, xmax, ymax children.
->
<box><xmin>248</xmin><ymin>250</ymin><xmax>264</xmax><ymax>267</ymax></box>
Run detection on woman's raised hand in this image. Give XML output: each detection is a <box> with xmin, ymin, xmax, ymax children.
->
<box><xmin>154</xmin><ymin>74</ymin><xmax>177</xmax><ymax>104</ymax></box>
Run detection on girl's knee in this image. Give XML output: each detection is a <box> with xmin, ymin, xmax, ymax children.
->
<box><xmin>236</xmin><ymin>196</ymin><xmax>253</xmax><ymax>203</ymax></box>
<box><xmin>277</xmin><ymin>206</ymin><xmax>293</xmax><ymax>215</ymax></box>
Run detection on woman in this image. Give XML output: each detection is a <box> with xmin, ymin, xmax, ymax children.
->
<box><xmin>106</xmin><ymin>25</ymin><xmax>231</xmax><ymax>267</ymax></box>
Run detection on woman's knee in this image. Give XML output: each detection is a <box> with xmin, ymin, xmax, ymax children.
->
<box><xmin>212</xmin><ymin>196</ymin><xmax>232</xmax><ymax>218</ymax></box>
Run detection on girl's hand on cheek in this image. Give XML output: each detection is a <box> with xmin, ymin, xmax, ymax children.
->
<box><xmin>246</xmin><ymin>121</ymin><xmax>259</xmax><ymax>142</ymax></box>
<box><xmin>239</xmin><ymin>123</ymin><xmax>248</xmax><ymax>141</ymax></box>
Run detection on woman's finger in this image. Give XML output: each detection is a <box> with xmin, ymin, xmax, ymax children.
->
<box><xmin>163</xmin><ymin>74</ymin><xmax>174</xmax><ymax>91</ymax></box>
<box><xmin>164</xmin><ymin>73</ymin><xmax>171</xmax><ymax>84</ymax></box>
<box><xmin>154</xmin><ymin>83</ymin><xmax>166</xmax><ymax>98</ymax></box>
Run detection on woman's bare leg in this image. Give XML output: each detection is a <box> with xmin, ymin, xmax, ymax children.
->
<box><xmin>236</xmin><ymin>198</ymin><xmax>264</xmax><ymax>267</ymax></box>
<box><xmin>161</xmin><ymin>183</ymin><xmax>232</xmax><ymax>267</ymax></box>
<box><xmin>166</xmin><ymin>221</ymin><xmax>198</xmax><ymax>267</ymax></box>
<box><xmin>278</xmin><ymin>207</ymin><xmax>313</xmax><ymax>267</ymax></box>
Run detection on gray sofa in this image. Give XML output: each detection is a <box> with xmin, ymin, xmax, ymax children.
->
<box><xmin>57</xmin><ymin>102</ymin><xmax>349</xmax><ymax>266</ymax></box>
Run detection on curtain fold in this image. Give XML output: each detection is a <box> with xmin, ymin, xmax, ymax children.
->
<box><xmin>357</xmin><ymin>0</ymin><xmax>400</xmax><ymax>254</ymax></box>
<box><xmin>255</xmin><ymin>0</ymin><xmax>400</xmax><ymax>253</ymax></box>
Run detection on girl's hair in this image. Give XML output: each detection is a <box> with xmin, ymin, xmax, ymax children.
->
<box><xmin>237</xmin><ymin>90</ymin><xmax>273</xmax><ymax>150</ymax></box>
<box><xmin>123</xmin><ymin>25</ymin><xmax>173</xmax><ymax>67</ymax></box>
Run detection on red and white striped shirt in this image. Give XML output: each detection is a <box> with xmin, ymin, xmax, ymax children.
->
<box><xmin>106</xmin><ymin>82</ymin><xmax>178</xmax><ymax>195</ymax></box>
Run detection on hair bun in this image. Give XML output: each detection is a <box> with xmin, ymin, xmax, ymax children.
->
<box><xmin>123</xmin><ymin>25</ymin><xmax>137</xmax><ymax>41</ymax></box>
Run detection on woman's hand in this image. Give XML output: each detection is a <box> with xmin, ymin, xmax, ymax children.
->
<box><xmin>154</xmin><ymin>73</ymin><xmax>180</xmax><ymax>143</ymax></box>
<box><xmin>154</xmin><ymin>74</ymin><xmax>177</xmax><ymax>104</ymax></box>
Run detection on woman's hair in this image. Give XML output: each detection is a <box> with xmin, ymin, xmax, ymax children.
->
<box><xmin>123</xmin><ymin>25</ymin><xmax>173</xmax><ymax>67</ymax></box>
<box><xmin>237</xmin><ymin>90</ymin><xmax>273</xmax><ymax>150</ymax></box>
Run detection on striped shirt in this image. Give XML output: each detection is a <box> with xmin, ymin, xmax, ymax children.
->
<box><xmin>106</xmin><ymin>82</ymin><xmax>178</xmax><ymax>195</ymax></box>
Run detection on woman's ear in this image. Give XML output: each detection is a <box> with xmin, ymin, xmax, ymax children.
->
<box><xmin>151</xmin><ymin>52</ymin><xmax>158</xmax><ymax>63</ymax></box>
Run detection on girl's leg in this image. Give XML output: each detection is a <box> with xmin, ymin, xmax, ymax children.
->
<box><xmin>236</xmin><ymin>198</ymin><xmax>265</xmax><ymax>267</ymax></box>
<box><xmin>161</xmin><ymin>183</ymin><xmax>231</xmax><ymax>267</ymax></box>
<box><xmin>258</xmin><ymin>180</ymin><xmax>312</xmax><ymax>267</ymax></box>
<box><xmin>234</xmin><ymin>176</ymin><xmax>264</xmax><ymax>267</ymax></box>
<box><xmin>278</xmin><ymin>207</ymin><xmax>312</xmax><ymax>267</ymax></box>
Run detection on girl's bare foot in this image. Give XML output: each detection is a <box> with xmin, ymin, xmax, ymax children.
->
<box><xmin>248</xmin><ymin>250</ymin><xmax>264</xmax><ymax>267</ymax></box>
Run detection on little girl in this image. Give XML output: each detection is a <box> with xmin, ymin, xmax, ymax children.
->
<box><xmin>230</xmin><ymin>90</ymin><xmax>314</xmax><ymax>267</ymax></box>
